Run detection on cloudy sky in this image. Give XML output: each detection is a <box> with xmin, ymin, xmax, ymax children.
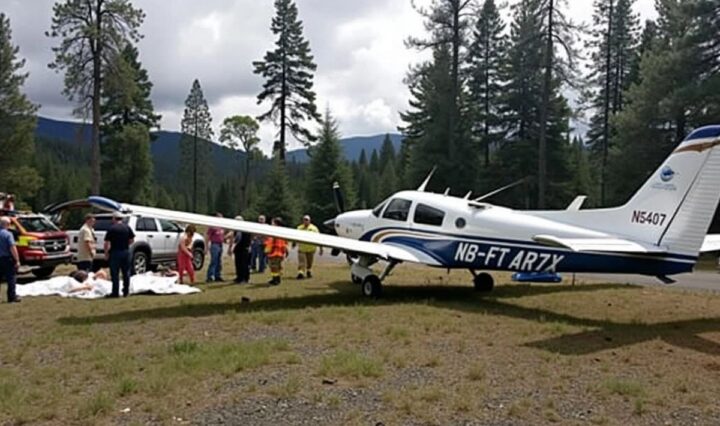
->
<box><xmin>4</xmin><ymin>0</ymin><xmax>657</xmax><ymax>152</ymax></box>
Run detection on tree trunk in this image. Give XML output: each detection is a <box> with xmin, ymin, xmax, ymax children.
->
<box><xmin>193</xmin><ymin>113</ymin><xmax>198</xmax><ymax>213</ymax></box>
<box><xmin>601</xmin><ymin>0</ymin><xmax>614</xmax><ymax>206</ymax></box>
<box><xmin>90</xmin><ymin>0</ymin><xmax>104</xmax><ymax>195</ymax></box>
<box><xmin>483</xmin><ymin>21</ymin><xmax>490</xmax><ymax>167</ymax></box>
<box><xmin>448</xmin><ymin>0</ymin><xmax>461</xmax><ymax>171</ymax></box>
<box><xmin>537</xmin><ymin>0</ymin><xmax>554</xmax><ymax>209</ymax></box>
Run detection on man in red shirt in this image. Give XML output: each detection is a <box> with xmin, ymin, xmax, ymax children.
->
<box><xmin>205</xmin><ymin>212</ymin><xmax>225</xmax><ymax>282</ymax></box>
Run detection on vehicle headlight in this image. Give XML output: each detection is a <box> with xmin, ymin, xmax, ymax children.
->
<box><xmin>28</xmin><ymin>240</ymin><xmax>44</xmax><ymax>249</ymax></box>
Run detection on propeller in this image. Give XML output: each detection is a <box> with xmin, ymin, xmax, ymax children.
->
<box><xmin>332</xmin><ymin>181</ymin><xmax>346</xmax><ymax>214</ymax></box>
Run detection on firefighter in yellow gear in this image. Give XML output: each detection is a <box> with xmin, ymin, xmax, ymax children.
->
<box><xmin>294</xmin><ymin>214</ymin><xmax>322</xmax><ymax>279</ymax></box>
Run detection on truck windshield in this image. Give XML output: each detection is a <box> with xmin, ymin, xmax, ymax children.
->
<box><xmin>18</xmin><ymin>217</ymin><xmax>60</xmax><ymax>233</ymax></box>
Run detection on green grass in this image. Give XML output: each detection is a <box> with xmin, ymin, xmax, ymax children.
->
<box><xmin>318</xmin><ymin>350</ymin><xmax>384</xmax><ymax>379</ymax></box>
<box><xmin>3</xmin><ymin>259</ymin><xmax>720</xmax><ymax>424</ymax></box>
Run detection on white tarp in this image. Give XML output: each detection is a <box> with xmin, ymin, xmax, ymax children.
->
<box><xmin>16</xmin><ymin>272</ymin><xmax>201</xmax><ymax>299</ymax></box>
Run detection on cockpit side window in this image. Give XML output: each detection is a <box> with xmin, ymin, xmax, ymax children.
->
<box><xmin>414</xmin><ymin>203</ymin><xmax>445</xmax><ymax>226</ymax></box>
<box><xmin>382</xmin><ymin>198</ymin><xmax>412</xmax><ymax>222</ymax></box>
<box><xmin>372</xmin><ymin>200</ymin><xmax>388</xmax><ymax>217</ymax></box>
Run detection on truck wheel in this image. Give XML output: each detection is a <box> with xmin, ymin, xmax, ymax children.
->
<box><xmin>32</xmin><ymin>267</ymin><xmax>56</xmax><ymax>279</ymax></box>
<box><xmin>192</xmin><ymin>246</ymin><xmax>205</xmax><ymax>271</ymax></box>
<box><xmin>132</xmin><ymin>251</ymin><xmax>150</xmax><ymax>274</ymax></box>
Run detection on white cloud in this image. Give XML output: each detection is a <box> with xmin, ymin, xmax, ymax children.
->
<box><xmin>4</xmin><ymin>0</ymin><xmax>658</xmax><ymax>154</ymax></box>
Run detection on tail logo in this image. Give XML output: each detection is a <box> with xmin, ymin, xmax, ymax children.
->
<box><xmin>660</xmin><ymin>166</ymin><xmax>675</xmax><ymax>182</ymax></box>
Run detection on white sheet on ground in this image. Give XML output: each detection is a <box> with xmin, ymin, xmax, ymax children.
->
<box><xmin>16</xmin><ymin>272</ymin><xmax>201</xmax><ymax>299</ymax></box>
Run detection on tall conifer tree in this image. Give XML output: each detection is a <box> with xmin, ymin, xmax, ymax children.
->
<box><xmin>467</xmin><ymin>0</ymin><xmax>507</xmax><ymax>167</ymax></box>
<box><xmin>180</xmin><ymin>79</ymin><xmax>213</xmax><ymax>212</ymax></box>
<box><xmin>253</xmin><ymin>0</ymin><xmax>321</xmax><ymax>160</ymax></box>
<box><xmin>0</xmin><ymin>13</ymin><xmax>42</xmax><ymax>201</ymax></box>
<box><xmin>47</xmin><ymin>0</ymin><xmax>145</xmax><ymax>194</ymax></box>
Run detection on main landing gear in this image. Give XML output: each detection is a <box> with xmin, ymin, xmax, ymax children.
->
<box><xmin>350</xmin><ymin>256</ymin><xmax>398</xmax><ymax>298</ymax></box>
<box><xmin>471</xmin><ymin>270</ymin><xmax>494</xmax><ymax>292</ymax></box>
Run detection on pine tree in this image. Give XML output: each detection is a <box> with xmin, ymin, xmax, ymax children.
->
<box><xmin>100</xmin><ymin>43</ymin><xmax>159</xmax><ymax>204</ymax></box>
<box><xmin>258</xmin><ymin>157</ymin><xmax>297</xmax><ymax>223</ymax></box>
<box><xmin>0</xmin><ymin>13</ymin><xmax>43</xmax><ymax>201</ymax></box>
<box><xmin>492</xmin><ymin>0</ymin><xmax>575</xmax><ymax>208</ymax></box>
<box><xmin>101</xmin><ymin>123</ymin><xmax>153</xmax><ymax>203</ymax></box>
<box><xmin>406</xmin><ymin>0</ymin><xmax>476</xmax><ymax>193</ymax></box>
<box><xmin>220</xmin><ymin>115</ymin><xmax>260</xmax><ymax>210</ymax></box>
<box><xmin>584</xmin><ymin>0</ymin><xmax>638</xmax><ymax>204</ymax></box>
<box><xmin>378</xmin><ymin>134</ymin><xmax>396</xmax><ymax>172</ymax></box>
<box><xmin>304</xmin><ymin>109</ymin><xmax>356</xmax><ymax>222</ymax></box>
<box><xmin>467</xmin><ymin>0</ymin><xmax>507</xmax><ymax>167</ymax></box>
<box><xmin>47</xmin><ymin>0</ymin><xmax>145</xmax><ymax>194</ymax></box>
<box><xmin>101</xmin><ymin>43</ymin><xmax>161</xmax><ymax>133</ymax></box>
<box><xmin>180</xmin><ymin>79</ymin><xmax>213</xmax><ymax>212</ymax></box>
<box><xmin>535</xmin><ymin>0</ymin><xmax>581</xmax><ymax>208</ymax></box>
<box><xmin>253</xmin><ymin>0</ymin><xmax>321</xmax><ymax>160</ymax></box>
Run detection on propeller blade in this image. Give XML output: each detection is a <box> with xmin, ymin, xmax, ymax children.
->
<box><xmin>332</xmin><ymin>181</ymin><xmax>346</xmax><ymax>213</ymax></box>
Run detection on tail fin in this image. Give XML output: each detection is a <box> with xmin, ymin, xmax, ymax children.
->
<box><xmin>621</xmin><ymin>126</ymin><xmax>720</xmax><ymax>255</ymax></box>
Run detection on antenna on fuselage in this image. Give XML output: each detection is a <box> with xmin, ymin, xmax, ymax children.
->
<box><xmin>463</xmin><ymin>191</ymin><xmax>472</xmax><ymax>200</ymax></box>
<box><xmin>443</xmin><ymin>188</ymin><xmax>450</xmax><ymax>195</ymax></box>
<box><xmin>474</xmin><ymin>178</ymin><xmax>526</xmax><ymax>202</ymax></box>
<box><xmin>417</xmin><ymin>167</ymin><xmax>437</xmax><ymax>192</ymax></box>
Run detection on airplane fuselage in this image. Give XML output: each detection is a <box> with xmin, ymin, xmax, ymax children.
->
<box><xmin>333</xmin><ymin>191</ymin><xmax>695</xmax><ymax>276</ymax></box>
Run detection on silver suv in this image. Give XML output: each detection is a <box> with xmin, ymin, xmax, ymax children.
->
<box><xmin>66</xmin><ymin>214</ymin><xmax>206</xmax><ymax>274</ymax></box>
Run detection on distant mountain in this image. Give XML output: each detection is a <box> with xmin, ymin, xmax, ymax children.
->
<box><xmin>287</xmin><ymin>134</ymin><xmax>403</xmax><ymax>163</ymax></box>
<box><xmin>36</xmin><ymin>116</ymin><xmax>403</xmax><ymax>165</ymax></box>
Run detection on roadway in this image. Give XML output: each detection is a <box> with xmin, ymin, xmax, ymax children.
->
<box><xmin>577</xmin><ymin>270</ymin><xmax>720</xmax><ymax>292</ymax></box>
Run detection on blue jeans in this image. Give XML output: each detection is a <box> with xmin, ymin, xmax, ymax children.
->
<box><xmin>250</xmin><ymin>240</ymin><xmax>266</xmax><ymax>273</ymax></box>
<box><xmin>0</xmin><ymin>257</ymin><xmax>17</xmax><ymax>301</ymax></box>
<box><xmin>109</xmin><ymin>250</ymin><xmax>131</xmax><ymax>296</ymax></box>
<box><xmin>207</xmin><ymin>243</ymin><xmax>223</xmax><ymax>281</ymax></box>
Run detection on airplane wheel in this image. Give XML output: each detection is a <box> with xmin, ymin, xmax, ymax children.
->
<box><xmin>362</xmin><ymin>275</ymin><xmax>382</xmax><ymax>298</ymax></box>
<box><xmin>473</xmin><ymin>272</ymin><xmax>494</xmax><ymax>292</ymax></box>
<box><xmin>351</xmin><ymin>273</ymin><xmax>362</xmax><ymax>284</ymax></box>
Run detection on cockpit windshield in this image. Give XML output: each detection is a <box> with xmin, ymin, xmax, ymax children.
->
<box><xmin>371</xmin><ymin>199</ymin><xmax>388</xmax><ymax>217</ymax></box>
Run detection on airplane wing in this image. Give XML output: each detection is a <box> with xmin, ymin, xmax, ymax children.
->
<box><xmin>701</xmin><ymin>234</ymin><xmax>720</xmax><ymax>252</ymax></box>
<box><xmin>87</xmin><ymin>196</ymin><xmax>438</xmax><ymax>266</ymax></box>
<box><xmin>532</xmin><ymin>234</ymin><xmax>667</xmax><ymax>254</ymax></box>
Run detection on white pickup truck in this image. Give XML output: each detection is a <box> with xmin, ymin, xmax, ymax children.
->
<box><xmin>66</xmin><ymin>213</ymin><xmax>206</xmax><ymax>274</ymax></box>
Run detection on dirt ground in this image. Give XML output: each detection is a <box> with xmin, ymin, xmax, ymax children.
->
<box><xmin>2</xmin><ymin>256</ymin><xmax>720</xmax><ymax>425</ymax></box>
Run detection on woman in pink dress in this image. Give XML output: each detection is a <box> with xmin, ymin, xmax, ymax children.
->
<box><xmin>177</xmin><ymin>224</ymin><xmax>196</xmax><ymax>284</ymax></box>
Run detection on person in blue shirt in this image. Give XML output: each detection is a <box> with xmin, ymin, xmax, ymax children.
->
<box><xmin>0</xmin><ymin>217</ymin><xmax>21</xmax><ymax>303</ymax></box>
<box><xmin>103</xmin><ymin>213</ymin><xmax>135</xmax><ymax>298</ymax></box>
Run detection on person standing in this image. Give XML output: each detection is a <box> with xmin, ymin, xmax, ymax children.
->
<box><xmin>76</xmin><ymin>214</ymin><xmax>96</xmax><ymax>272</ymax></box>
<box><xmin>205</xmin><ymin>213</ymin><xmax>225</xmax><ymax>282</ymax></box>
<box><xmin>295</xmin><ymin>214</ymin><xmax>322</xmax><ymax>279</ymax></box>
<box><xmin>103</xmin><ymin>213</ymin><xmax>135</xmax><ymax>298</ymax></box>
<box><xmin>177</xmin><ymin>224</ymin><xmax>196</xmax><ymax>284</ymax></box>
<box><xmin>264</xmin><ymin>217</ymin><xmax>288</xmax><ymax>285</ymax></box>
<box><xmin>0</xmin><ymin>217</ymin><xmax>21</xmax><ymax>303</ymax></box>
<box><xmin>229</xmin><ymin>216</ymin><xmax>252</xmax><ymax>284</ymax></box>
<box><xmin>250</xmin><ymin>214</ymin><xmax>267</xmax><ymax>273</ymax></box>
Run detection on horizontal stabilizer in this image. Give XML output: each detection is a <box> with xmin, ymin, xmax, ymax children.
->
<box><xmin>533</xmin><ymin>234</ymin><xmax>667</xmax><ymax>254</ymax></box>
<box><xmin>701</xmin><ymin>234</ymin><xmax>720</xmax><ymax>252</ymax></box>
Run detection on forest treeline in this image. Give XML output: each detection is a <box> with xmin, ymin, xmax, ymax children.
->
<box><xmin>1</xmin><ymin>0</ymin><xmax>719</xmax><ymax>228</ymax></box>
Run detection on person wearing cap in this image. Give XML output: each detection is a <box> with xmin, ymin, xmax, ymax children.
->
<box><xmin>0</xmin><ymin>216</ymin><xmax>21</xmax><ymax>303</ymax></box>
<box><xmin>228</xmin><ymin>215</ymin><xmax>252</xmax><ymax>284</ymax></box>
<box><xmin>103</xmin><ymin>212</ymin><xmax>135</xmax><ymax>297</ymax></box>
<box><xmin>294</xmin><ymin>214</ymin><xmax>322</xmax><ymax>279</ymax></box>
<box><xmin>76</xmin><ymin>214</ymin><xmax>96</xmax><ymax>272</ymax></box>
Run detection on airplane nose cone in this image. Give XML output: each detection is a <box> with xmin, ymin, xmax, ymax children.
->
<box><xmin>323</xmin><ymin>218</ymin><xmax>337</xmax><ymax>235</ymax></box>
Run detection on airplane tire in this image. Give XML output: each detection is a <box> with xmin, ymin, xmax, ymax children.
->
<box><xmin>351</xmin><ymin>273</ymin><xmax>362</xmax><ymax>284</ymax></box>
<box><xmin>473</xmin><ymin>272</ymin><xmax>494</xmax><ymax>292</ymax></box>
<box><xmin>362</xmin><ymin>275</ymin><xmax>382</xmax><ymax>298</ymax></box>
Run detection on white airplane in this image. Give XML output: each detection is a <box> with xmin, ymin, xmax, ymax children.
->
<box><xmin>88</xmin><ymin>125</ymin><xmax>720</xmax><ymax>297</ymax></box>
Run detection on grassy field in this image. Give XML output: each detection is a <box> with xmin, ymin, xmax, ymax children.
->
<box><xmin>2</xmin><ymin>258</ymin><xmax>720</xmax><ymax>425</ymax></box>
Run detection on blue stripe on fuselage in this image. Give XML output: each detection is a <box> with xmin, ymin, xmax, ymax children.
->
<box><xmin>365</xmin><ymin>229</ymin><xmax>695</xmax><ymax>275</ymax></box>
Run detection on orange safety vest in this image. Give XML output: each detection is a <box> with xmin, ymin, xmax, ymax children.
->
<box><xmin>264</xmin><ymin>236</ymin><xmax>287</xmax><ymax>258</ymax></box>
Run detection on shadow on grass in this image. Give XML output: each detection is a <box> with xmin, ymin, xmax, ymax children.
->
<box><xmin>56</xmin><ymin>280</ymin><xmax>720</xmax><ymax>356</ymax></box>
